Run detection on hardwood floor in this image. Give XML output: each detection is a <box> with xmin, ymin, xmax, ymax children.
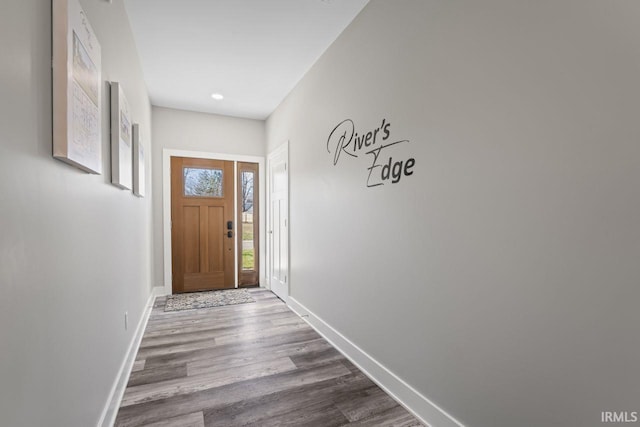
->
<box><xmin>115</xmin><ymin>289</ymin><xmax>423</xmax><ymax>427</ymax></box>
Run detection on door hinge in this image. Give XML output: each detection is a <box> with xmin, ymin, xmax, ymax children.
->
<box><xmin>284</xmin><ymin>162</ymin><xmax>287</xmax><ymax>171</ymax></box>
<box><xmin>284</xmin><ymin>275</ymin><xmax>287</xmax><ymax>283</ymax></box>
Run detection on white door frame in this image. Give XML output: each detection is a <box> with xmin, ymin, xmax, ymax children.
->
<box><xmin>162</xmin><ymin>149</ymin><xmax>265</xmax><ymax>296</ymax></box>
<box><xmin>266</xmin><ymin>141</ymin><xmax>290</xmax><ymax>301</ymax></box>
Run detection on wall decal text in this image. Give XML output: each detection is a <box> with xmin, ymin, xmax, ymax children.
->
<box><xmin>326</xmin><ymin>118</ymin><xmax>415</xmax><ymax>187</ymax></box>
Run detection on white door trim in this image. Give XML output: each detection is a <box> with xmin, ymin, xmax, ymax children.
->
<box><xmin>162</xmin><ymin>149</ymin><xmax>265</xmax><ymax>296</ymax></box>
<box><xmin>266</xmin><ymin>141</ymin><xmax>290</xmax><ymax>301</ymax></box>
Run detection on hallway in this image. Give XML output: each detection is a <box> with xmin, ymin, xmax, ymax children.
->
<box><xmin>115</xmin><ymin>289</ymin><xmax>422</xmax><ymax>426</ymax></box>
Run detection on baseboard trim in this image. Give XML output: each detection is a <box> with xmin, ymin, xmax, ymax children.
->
<box><xmin>97</xmin><ymin>291</ymin><xmax>156</xmax><ymax>427</ymax></box>
<box><xmin>152</xmin><ymin>286</ymin><xmax>168</xmax><ymax>298</ymax></box>
<box><xmin>287</xmin><ymin>297</ymin><xmax>464</xmax><ymax>427</ymax></box>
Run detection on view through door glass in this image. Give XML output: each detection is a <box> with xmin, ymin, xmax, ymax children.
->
<box><xmin>238</xmin><ymin>162</ymin><xmax>259</xmax><ymax>286</ymax></box>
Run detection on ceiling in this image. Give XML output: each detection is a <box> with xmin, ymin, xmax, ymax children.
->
<box><xmin>123</xmin><ymin>0</ymin><xmax>369</xmax><ymax>120</ymax></box>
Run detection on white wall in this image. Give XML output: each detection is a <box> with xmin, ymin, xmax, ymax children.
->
<box><xmin>266</xmin><ymin>1</ymin><xmax>640</xmax><ymax>426</ymax></box>
<box><xmin>151</xmin><ymin>107</ymin><xmax>265</xmax><ymax>288</ymax></box>
<box><xmin>0</xmin><ymin>0</ymin><xmax>153</xmax><ymax>426</ymax></box>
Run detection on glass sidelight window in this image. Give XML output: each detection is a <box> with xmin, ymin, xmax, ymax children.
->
<box><xmin>237</xmin><ymin>162</ymin><xmax>259</xmax><ymax>286</ymax></box>
<box><xmin>241</xmin><ymin>171</ymin><xmax>255</xmax><ymax>270</ymax></box>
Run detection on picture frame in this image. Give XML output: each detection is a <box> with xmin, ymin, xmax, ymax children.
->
<box><xmin>110</xmin><ymin>82</ymin><xmax>133</xmax><ymax>190</ymax></box>
<box><xmin>132</xmin><ymin>123</ymin><xmax>146</xmax><ymax>197</ymax></box>
<box><xmin>52</xmin><ymin>0</ymin><xmax>102</xmax><ymax>174</ymax></box>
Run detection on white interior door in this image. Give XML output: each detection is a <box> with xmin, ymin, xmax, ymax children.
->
<box><xmin>268</xmin><ymin>143</ymin><xmax>288</xmax><ymax>302</ymax></box>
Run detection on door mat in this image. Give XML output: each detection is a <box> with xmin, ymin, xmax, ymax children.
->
<box><xmin>164</xmin><ymin>288</ymin><xmax>255</xmax><ymax>312</ymax></box>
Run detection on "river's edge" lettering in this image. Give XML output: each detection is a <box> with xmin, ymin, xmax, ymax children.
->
<box><xmin>326</xmin><ymin>118</ymin><xmax>416</xmax><ymax>188</ymax></box>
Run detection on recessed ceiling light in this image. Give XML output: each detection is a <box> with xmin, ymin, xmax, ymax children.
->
<box><xmin>211</xmin><ymin>93</ymin><xmax>224</xmax><ymax>100</ymax></box>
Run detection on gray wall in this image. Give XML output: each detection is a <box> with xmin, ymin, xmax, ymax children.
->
<box><xmin>151</xmin><ymin>106</ymin><xmax>265</xmax><ymax>288</ymax></box>
<box><xmin>0</xmin><ymin>0</ymin><xmax>153</xmax><ymax>426</ymax></box>
<box><xmin>266</xmin><ymin>1</ymin><xmax>640</xmax><ymax>426</ymax></box>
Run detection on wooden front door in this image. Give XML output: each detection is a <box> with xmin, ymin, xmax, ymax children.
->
<box><xmin>171</xmin><ymin>157</ymin><xmax>235</xmax><ymax>293</ymax></box>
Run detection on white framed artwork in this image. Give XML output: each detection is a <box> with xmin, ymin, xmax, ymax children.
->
<box><xmin>132</xmin><ymin>123</ymin><xmax>146</xmax><ymax>197</ymax></box>
<box><xmin>110</xmin><ymin>82</ymin><xmax>133</xmax><ymax>190</ymax></box>
<box><xmin>52</xmin><ymin>0</ymin><xmax>102</xmax><ymax>174</ymax></box>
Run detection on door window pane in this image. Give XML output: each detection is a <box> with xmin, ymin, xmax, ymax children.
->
<box><xmin>183</xmin><ymin>167</ymin><xmax>223</xmax><ymax>197</ymax></box>
<box><xmin>241</xmin><ymin>171</ymin><xmax>255</xmax><ymax>270</ymax></box>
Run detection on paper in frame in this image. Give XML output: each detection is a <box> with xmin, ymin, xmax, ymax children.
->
<box><xmin>52</xmin><ymin>0</ymin><xmax>102</xmax><ymax>174</ymax></box>
<box><xmin>132</xmin><ymin>123</ymin><xmax>146</xmax><ymax>197</ymax></box>
<box><xmin>110</xmin><ymin>82</ymin><xmax>133</xmax><ymax>190</ymax></box>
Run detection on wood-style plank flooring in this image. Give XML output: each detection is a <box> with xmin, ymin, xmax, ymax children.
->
<box><xmin>115</xmin><ymin>289</ymin><xmax>423</xmax><ymax>427</ymax></box>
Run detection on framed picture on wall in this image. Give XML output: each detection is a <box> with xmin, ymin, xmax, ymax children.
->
<box><xmin>132</xmin><ymin>123</ymin><xmax>145</xmax><ymax>197</ymax></box>
<box><xmin>110</xmin><ymin>82</ymin><xmax>133</xmax><ymax>190</ymax></box>
<box><xmin>52</xmin><ymin>0</ymin><xmax>102</xmax><ymax>174</ymax></box>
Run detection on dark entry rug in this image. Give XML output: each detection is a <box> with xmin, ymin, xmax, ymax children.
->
<box><xmin>164</xmin><ymin>288</ymin><xmax>255</xmax><ymax>312</ymax></box>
